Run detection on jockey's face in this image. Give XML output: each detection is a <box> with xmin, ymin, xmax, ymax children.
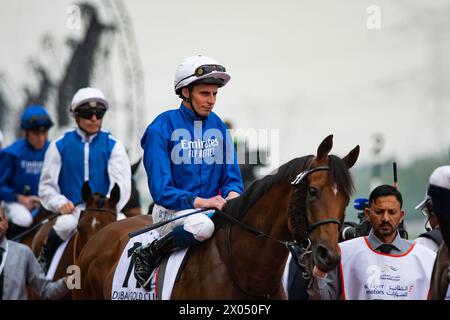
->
<box><xmin>182</xmin><ymin>84</ymin><xmax>218</xmax><ymax>117</ymax></box>
<box><xmin>26</xmin><ymin>128</ymin><xmax>48</xmax><ymax>150</ymax></box>
<box><xmin>75</xmin><ymin>107</ymin><xmax>105</xmax><ymax>135</ymax></box>
<box><xmin>0</xmin><ymin>208</ymin><xmax>8</xmax><ymax>241</ymax></box>
<box><xmin>365</xmin><ymin>195</ymin><xmax>404</xmax><ymax>243</ymax></box>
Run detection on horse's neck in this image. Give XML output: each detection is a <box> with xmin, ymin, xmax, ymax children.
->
<box><xmin>231</xmin><ymin>182</ymin><xmax>292</xmax><ymax>294</ymax></box>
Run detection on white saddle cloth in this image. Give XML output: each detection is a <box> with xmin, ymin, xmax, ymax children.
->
<box><xmin>111</xmin><ymin>230</ymin><xmax>188</xmax><ymax>300</ymax></box>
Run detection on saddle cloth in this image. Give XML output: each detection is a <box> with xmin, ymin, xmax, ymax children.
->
<box><xmin>111</xmin><ymin>230</ymin><xmax>188</xmax><ymax>300</ymax></box>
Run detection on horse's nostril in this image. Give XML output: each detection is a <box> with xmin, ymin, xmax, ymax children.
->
<box><xmin>317</xmin><ymin>245</ymin><xmax>328</xmax><ymax>260</ymax></box>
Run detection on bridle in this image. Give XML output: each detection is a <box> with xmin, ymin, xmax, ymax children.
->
<box><xmin>79</xmin><ymin>206</ymin><xmax>117</xmax><ymax>218</ymax></box>
<box><xmin>218</xmin><ymin>157</ymin><xmax>343</xmax><ymax>299</ymax></box>
<box><xmin>288</xmin><ymin>161</ymin><xmax>343</xmax><ymax>280</ymax></box>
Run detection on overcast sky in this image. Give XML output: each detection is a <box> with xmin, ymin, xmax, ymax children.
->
<box><xmin>1</xmin><ymin>0</ymin><xmax>450</xmax><ymax>169</ymax></box>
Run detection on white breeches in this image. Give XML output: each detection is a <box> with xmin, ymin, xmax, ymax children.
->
<box><xmin>152</xmin><ymin>204</ymin><xmax>215</xmax><ymax>242</ymax></box>
<box><xmin>4</xmin><ymin>202</ymin><xmax>33</xmax><ymax>227</ymax></box>
<box><xmin>53</xmin><ymin>207</ymin><xmax>82</xmax><ymax>240</ymax></box>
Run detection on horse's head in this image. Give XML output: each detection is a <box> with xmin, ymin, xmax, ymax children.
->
<box><xmin>76</xmin><ymin>182</ymin><xmax>120</xmax><ymax>253</ymax></box>
<box><xmin>288</xmin><ymin>135</ymin><xmax>359</xmax><ymax>273</ymax></box>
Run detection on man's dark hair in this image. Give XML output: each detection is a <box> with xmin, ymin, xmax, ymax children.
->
<box><xmin>368</xmin><ymin>184</ymin><xmax>403</xmax><ymax>208</ymax></box>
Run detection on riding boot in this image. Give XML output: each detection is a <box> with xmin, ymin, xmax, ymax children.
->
<box><xmin>37</xmin><ymin>228</ymin><xmax>64</xmax><ymax>274</ymax></box>
<box><xmin>132</xmin><ymin>231</ymin><xmax>178</xmax><ymax>290</ymax></box>
<box><xmin>5</xmin><ymin>222</ymin><xmax>29</xmax><ymax>241</ymax></box>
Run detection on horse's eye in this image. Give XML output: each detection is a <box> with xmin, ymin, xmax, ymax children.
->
<box><xmin>308</xmin><ymin>186</ymin><xmax>319</xmax><ymax>197</ymax></box>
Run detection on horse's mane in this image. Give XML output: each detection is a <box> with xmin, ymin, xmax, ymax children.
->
<box><xmin>221</xmin><ymin>154</ymin><xmax>354</xmax><ymax>221</ymax></box>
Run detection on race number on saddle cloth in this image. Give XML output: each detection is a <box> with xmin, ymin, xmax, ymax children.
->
<box><xmin>112</xmin><ymin>230</ymin><xmax>188</xmax><ymax>300</ymax></box>
<box><xmin>339</xmin><ymin>236</ymin><xmax>435</xmax><ymax>300</ymax></box>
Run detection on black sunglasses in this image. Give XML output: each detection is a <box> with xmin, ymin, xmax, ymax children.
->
<box><xmin>76</xmin><ymin>108</ymin><xmax>106</xmax><ymax>119</ymax></box>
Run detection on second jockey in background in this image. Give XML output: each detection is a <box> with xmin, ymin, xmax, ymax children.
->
<box><xmin>0</xmin><ymin>105</ymin><xmax>54</xmax><ymax>239</ymax></box>
<box><xmin>37</xmin><ymin>87</ymin><xmax>131</xmax><ymax>273</ymax></box>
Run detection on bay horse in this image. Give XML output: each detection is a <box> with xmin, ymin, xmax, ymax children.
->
<box><xmin>74</xmin><ymin>135</ymin><xmax>359</xmax><ymax>299</ymax></box>
<box><xmin>31</xmin><ymin>181</ymin><xmax>120</xmax><ymax>299</ymax></box>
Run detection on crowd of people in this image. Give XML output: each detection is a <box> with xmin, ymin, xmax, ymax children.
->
<box><xmin>0</xmin><ymin>54</ymin><xmax>448</xmax><ymax>300</ymax></box>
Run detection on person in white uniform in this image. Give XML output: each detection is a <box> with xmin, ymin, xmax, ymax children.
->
<box><xmin>37</xmin><ymin>87</ymin><xmax>131</xmax><ymax>273</ymax></box>
<box><xmin>414</xmin><ymin>187</ymin><xmax>442</xmax><ymax>252</ymax></box>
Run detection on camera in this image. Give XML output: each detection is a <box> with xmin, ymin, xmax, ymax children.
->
<box><xmin>339</xmin><ymin>198</ymin><xmax>370</xmax><ymax>242</ymax></box>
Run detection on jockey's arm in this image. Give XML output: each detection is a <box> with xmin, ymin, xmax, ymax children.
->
<box><xmin>0</xmin><ymin>150</ymin><xmax>18</xmax><ymax>202</ymax></box>
<box><xmin>107</xmin><ymin>140</ymin><xmax>131</xmax><ymax>213</ymax></box>
<box><xmin>17</xmin><ymin>194</ymin><xmax>41</xmax><ymax>211</ymax></box>
<box><xmin>193</xmin><ymin>195</ymin><xmax>227</xmax><ymax>211</ymax></box>
<box><xmin>220</xmin><ymin>128</ymin><xmax>244</xmax><ymax>199</ymax></box>
<box><xmin>38</xmin><ymin>142</ymin><xmax>72</xmax><ymax>213</ymax></box>
<box><xmin>143</xmin><ymin>125</ymin><xmax>197</xmax><ymax>210</ymax></box>
<box><xmin>225</xmin><ymin>191</ymin><xmax>240</xmax><ymax>200</ymax></box>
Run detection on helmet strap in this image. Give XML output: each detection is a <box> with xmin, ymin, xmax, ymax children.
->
<box><xmin>183</xmin><ymin>86</ymin><xmax>203</xmax><ymax>119</ymax></box>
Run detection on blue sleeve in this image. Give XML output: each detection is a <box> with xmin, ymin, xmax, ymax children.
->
<box><xmin>0</xmin><ymin>150</ymin><xmax>18</xmax><ymax>202</ymax></box>
<box><xmin>220</xmin><ymin>128</ymin><xmax>244</xmax><ymax>198</ymax></box>
<box><xmin>142</xmin><ymin>124</ymin><xmax>195</xmax><ymax>210</ymax></box>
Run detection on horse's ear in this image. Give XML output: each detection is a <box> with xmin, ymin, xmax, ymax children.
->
<box><xmin>81</xmin><ymin>181</ymin><xmax>93</xmax><ymax>203</ymax></box>
<box><xmin>317</xmin><ymin>135</ymin><xmax>333</xmax><ymax>161</ymax></box>
<box><xmin>342</xmin><ymin>145</ymin><xmax>360</xmax><ymax>169</ymax></box>
<box><xmin>109</xmin><ymin>183</ymin><xmax>121</xmax><ymax>206</ymax></box>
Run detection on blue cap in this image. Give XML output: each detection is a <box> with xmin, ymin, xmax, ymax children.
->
<box><xmin>353</xmin><ymin>198</ymin><xmax>369</xmax><ymax>210</ymax></box>
<box><xmin>21</xmin><ymin>105</ymin><xmax>54</xmax><ymax>130</ymax></box>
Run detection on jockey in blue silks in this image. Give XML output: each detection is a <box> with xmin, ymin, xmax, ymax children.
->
<box><xmin>37</xmin><ymin>87</ymin><xmax>131</xmax><ymax>273</ymax></box>
<box><xmin>132</xmin><ymin>55</ymin><xmax>243</xmax><ymax>289</ymax></box>
<box><xmin>0</xmin><ymin>105</ymin><xmax>54</xmax><ymax>239</ymax></box>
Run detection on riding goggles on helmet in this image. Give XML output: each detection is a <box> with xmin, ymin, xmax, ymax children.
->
<box><xmin>175</xmin><ymin>64</ymin><xmax>226</xmax><ymax>88</ymax></box>
<box><xmin>420</xmin><ymin>199</ymin><xmax>433</xmax><ymax>217</ymax></box>
<box><xmin>194</xmin><ymin>64</ymin><xmax>226</xmax><ymax>76</ymax></box>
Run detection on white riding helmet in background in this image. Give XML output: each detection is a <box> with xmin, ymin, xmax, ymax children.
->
<box><xmin>174</xmin><ymin>54</ymin><xmax>231</xmax><ymax>95</ymax></box>
<box><xmin>69</xmin><ymin>87</ymin><xmax>109</xmax><ymax>113</ymax></box>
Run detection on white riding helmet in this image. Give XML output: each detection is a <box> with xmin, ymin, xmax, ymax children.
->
<box><xmin>174</xmin><ymin>54</ymin><xmax>231</xmax><ymax>94</ymax></box>
<box><xmin>69</xmin><ymin>87</ymin><xmax>109</xmax><ymax>112</ymax></box>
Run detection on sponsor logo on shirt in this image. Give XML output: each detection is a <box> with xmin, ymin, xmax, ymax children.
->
<box><xmin>20</xmin><ymin>160</ymin><xmax>44</xmax><ymax>175</ymax></box>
